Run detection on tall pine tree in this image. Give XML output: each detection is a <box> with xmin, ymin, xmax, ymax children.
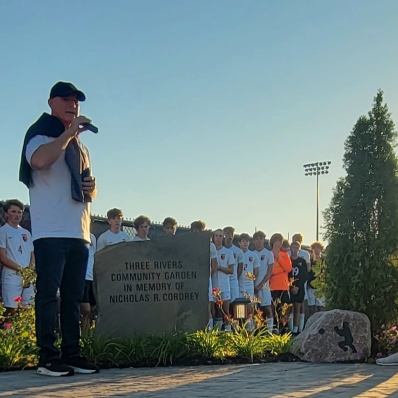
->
<box><xmin>324</xmin><ymin>90</ymin><xmax>398</xmax><ymax>331</ymax></box>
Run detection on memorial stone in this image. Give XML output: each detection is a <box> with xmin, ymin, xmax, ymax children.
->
<box><xmin>93</xmin><ymin>232</ymin><xmax>210</xmax><ymax>338</ymax></box>
<box><xmin>291</xmin><ymin>309</ymin><xmax>371</xmax><ymax>362</ymax></box>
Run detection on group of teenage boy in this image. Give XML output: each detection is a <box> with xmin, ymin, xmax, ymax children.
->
<box><xmin>0</xmin><ymin>201</ymin><xmax>325</xmax><ymax>336</ymax></box>
<box><xmin>191</xmin><ymin>221</ymin><xmax>325</xmax><ymax>334</ymax></box>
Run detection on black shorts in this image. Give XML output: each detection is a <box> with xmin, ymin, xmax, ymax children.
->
<box><xmin>271</xmin><ymin>290</ymin><xmax>290</xmax><ymax>305</ymax></box>
<box><xmin>290</xmin><ymin>286</ymin><xmax>305</xmax><ymax>303</ymax></box>
<box><xmin>81</xmin><ymin>280</ymin><xmax>96</xmax><ymax>306</ymax></box>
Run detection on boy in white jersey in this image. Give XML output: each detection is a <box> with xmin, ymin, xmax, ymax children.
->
<box><xmin>132</xmin><ymin>215</ymin><xmax>151</xmax><ymax>241</ymax></box>
<box><xmin>80</xmin><ymin>233</ymin><xmax>96</xmax><ymax>336</ymax></box>
<box><xmin>191</xmin><ymin>220</ymin><xmax>218</xmax><ymax>329</ymax></box>
<box><xmin>97</xmin><ymin>208</ymin><xmax>131</xmax><ymax>251</ymax></box>
<box><xmin>212</xmin><ymin>229</ymin><xmax>234</xmax><ymax>330</ymax></box>
<box><xmin>0</xmin><ymin>200</ymin><xmax>35</xmax><ymax>316</ymax></box>
<box><xmin>308</xmin><ymin>241</ymin><xmax>326</xmax><ymax>315</ymax></box>
<box><xmin>237</xmin><ymin>233</ymin><xmax>260</xmax><ymax>297</ymax></box>
<box><xmin>163</xmin><ymin>217</ymin><xmax>177</xmax><ymax>237</ymax></box>
<box><xmin>223</xmin><ymin>226</ymin><xmax>243</xmax><ymax>302</ymax></box>
<box><xmin>253</xmin><ymin>231</ymin><xmax>274</xmax><ymax>332</ymax></box>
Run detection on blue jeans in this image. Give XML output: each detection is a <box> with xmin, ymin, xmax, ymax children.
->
<box><xmin>34</xmin><ymin>238</ymin><xmax>88</xmax><ymax>362</ymax></box>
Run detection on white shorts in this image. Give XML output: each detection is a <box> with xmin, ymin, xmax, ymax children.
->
<box><xmin>255</xmin><ymin>288</ymin><xmax>272</xmax><ymax>306</ymax></box>
<box><xmin>239</xmin><ymin>286</ymin><xmax>254</xmax><ymax>298</ymax></box>
<box><xmin>209</xmin><ymin>283</ymin><xmax>214</xmax><ymax>302</ymax></box>
<box><xmin>230</xmin><ymin>282</ymin><xmax>239</xmax><ymax>302</ymax></box>
<box><xmin>306</xmin><ymin>287</ymin><xmax>325</xmax><ymax>307</ymax></box>
<box><xmin>2</xmin><ymin>283</ymin><xmax>34</xmax><ymax>308</ymax></box>
<box><xmin>210</xmin><ymin>286</ymin><xmax>231</xmax><ymax>301</ymax></box>
<box><xmin>220</xmin><ymin>291</ymin><xmax>231</xmax><ymax>301</ymax></box>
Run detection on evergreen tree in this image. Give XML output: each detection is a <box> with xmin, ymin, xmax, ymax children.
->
<box><xmin>324</xmin><ymin>90</ymin><xmax>398</xmax><ymax>330</ymax></box>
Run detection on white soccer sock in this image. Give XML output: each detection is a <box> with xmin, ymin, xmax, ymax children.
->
<box><xmin>250</xmin><ymin>318</ymin><xmax>255</xmax><ymax>330</ymax></box>
<box><xmin>288</xmin><ymin>317</ymin><xmax>294</xmax><ymax>331</ymax></box>
<box><xmin>214</xmin><ymin>318</ymin><xmax>223</xmax><ymax>330</ymax></box>
<box><xmin>246</xmin><ymin>318</ymin><xmax>255</xmax><ymax>331</ymax></box>
<box><xmin>299</xmin><ymin>314</ymin><xmax>305</xmax><ymax>332</ymax></box>
<box><xmin>293</xmin><ymin>326</ymin><xmax>299</xmax><ymax>333</ymax></box>
<box><xmin>267</xmin><ymin>318</ymin><xmax>274</xmax><ymax>333</ymax></box>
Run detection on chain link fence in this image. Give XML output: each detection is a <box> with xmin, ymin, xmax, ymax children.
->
<box><xmin>0</xmin><ymin>202</ymin><xmax>312</xmax><ymax>251</ymax></box>
<box><xmin>0</xmin><ymin>201</ymin><xmax>190</xmax><ymax>238</ymax></box>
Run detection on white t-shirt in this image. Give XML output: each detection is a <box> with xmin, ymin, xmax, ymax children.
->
<box><xmin>132</xmin><ymin>236</ymin><xmax>150</xmax><ymax>242</ymax></box>
<box><xmin>255</xmin><ymin>248</ymin><xmax>274</xmax><ymax>288</ymax></box>
<box><xmin>96</xmin><ymin>230</ymin><xmax>131</xmax><ymax>251</ymax></box>
<box><xmin>239</xmin><ymin>250</ymin><xmax>260</xmax><ymax>292</ymax></box>
<box><xmin>209</xmin><ymin>242</ymin><xmax>218</xmax><ymax>288</ymax></box>
<box><xmin>25</xmin><ymin>135</ymin><xmax>91</xmax><ymax>242</ymax></box>
<box><xmin>212</xmin><ymin>246</ymin><xmax>234</xmax><ymax>293</ymax></box>
<box><xmin>299</xmin><ymin>249</ymin><xmax>311</xmax><ymax>265</ymax></box>
<box><xmin>225</xmin><ymin>244</ymin><xmax>244</xmax><ymax>284</ymax></box>
<box><xmin>0</xmin><ymin>224</ymin><xmax>34</xmax><ymax>284</ymax></box>
<box><xmin>210</xmin><ymin>242</ymin><xmax>218</xmax><ymax>267</ymax></box>
<box><xmin>85</xmin><ymin>233</ymin><xmax>96</xmax><ymax>281</ymax></box>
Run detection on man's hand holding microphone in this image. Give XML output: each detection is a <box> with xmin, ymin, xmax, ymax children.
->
<box><xmin>65</xmin><ymin>116</ymin><xmax>98</xmax><ymax>138</ymax></box>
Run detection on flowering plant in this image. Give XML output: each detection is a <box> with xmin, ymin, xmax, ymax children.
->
<box><xmin>246</xmin><ymin>272</ymin><xmax>256</xmax><ymax>282</ymax></box>
<box><xmin>16</xmin><ymin>266</ymin><xmax>36</xmax><ymax>289</ymax></box>
<box><xmin>0</xmin><ymin>294</ymin><xmax>293</xmax><ymax>370</ymax></box>
<box><xmin>0</xmin><ymin>297</ymin><xmax>37</xmax><ymax>369</ymax></box>
<box><xmin>374</xmin><ymin>324</ymin><xmax>398</xmax><ymax>357</ymax></box>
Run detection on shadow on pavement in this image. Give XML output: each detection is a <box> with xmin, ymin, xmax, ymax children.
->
<box><xmin>0</xmin><ymin>363</ymin><xmax>397</xmax><ymax>397</ymax></box>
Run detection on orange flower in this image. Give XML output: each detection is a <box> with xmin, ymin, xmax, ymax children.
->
<box><xmin>289</xmin><ymin>278</ymin><xmax>296</xmax><ymax>287</ymax></box>
<box><xmin>4</xmin><ymin>322</ymin><xmax>12</xmax><ymax>329</ymax></box>
<box><xmin>215</xmin><ymin>299</ymin><xmax>224</xmax><ymax>307</ymax></box>
<box><xmin>252</xmin><ymin>296</ymin><xmax>261</xmax><ymax>304</ymax></box>
<box><xmin>212</xmin><ymin>287</ymin><xmax>221</xmax><ymax>297</ymax></box>
<box><xmin>246</xmin><ymin>272</ymin><xmax>256</xmax><ymax>281</ymax></box>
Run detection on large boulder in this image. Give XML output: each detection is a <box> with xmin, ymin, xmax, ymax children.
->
<box><xmin>291</xmin><ymin>309</ymin><xmax>371</xmax><ymax>363</ymax></box>
<box><xmin>94</xmin><ymin>232</ymin><xmax>211</xmax><ymax>339</ymax></box>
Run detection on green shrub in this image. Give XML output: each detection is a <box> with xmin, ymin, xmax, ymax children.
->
<box><xmin>149</xmin><ymin>333</ymin><xmax>188</xmax><ymax>366</ymax></box>
<box><xmin>185</xmin><ymin>328</ymin><xmax>228</xmax><ymax>360</ymax></box>
<box><xmin>264</xmin><ymin>333</ymin><xmax>292</xmax><ymax>356</ymax></box>
<box><xmin>80</xmin><ymin>333</ymin><xmax>120</xmax><ymax>367</ymax></box>
<box><xmin>323</xmin><ymin>91</ymin><xmax>398</xmax><ymax>331</ymax></box>
<box><xmin>113</xmin><ymin>335</ymin><xmax>151</xmax><ymax>366</ymax></box>
<box><xmin>0</xmin><ymin>301</ymin><xmax>37</xmax><ymax>370</ymax></box>
<box><xmin>226</xmin><ymin>326</ymin><xmax>270</xmax><ymax>363</ymax></box>
<box><xmin>374</xmin><ymin>323</ymin><xmax>398</xmax><ymax>357</ymax></box>
<box><xmin>0</xmin><ymin>301</ymin><xmax>293</xmax><ymax>370</ymax></box>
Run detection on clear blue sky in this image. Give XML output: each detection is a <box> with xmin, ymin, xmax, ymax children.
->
<box><xmin>1</xmin><ymin>1</ymin><xmax>397</xmax><ymax>244</ymax></box>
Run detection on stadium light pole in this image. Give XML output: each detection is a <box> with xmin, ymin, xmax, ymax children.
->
<box><xmin>303</xmin><ymin>161</ymin><xmax>331</xmax><ymax>241</ymax></box>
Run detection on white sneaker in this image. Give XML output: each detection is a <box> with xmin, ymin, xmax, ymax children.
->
<box><xmin>376</xmin><ymin>352</ymin><xmax>398</xmax><ymax>366</ymax></box>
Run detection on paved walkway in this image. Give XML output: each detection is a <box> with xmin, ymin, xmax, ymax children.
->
<box><xmin>0</xmin><ymin>363</ymin><xmax>397</xmax><ymax>397</ymax></box>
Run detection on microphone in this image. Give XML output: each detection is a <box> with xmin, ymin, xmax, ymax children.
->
<box><xmin>82</xmin><ymin>123</ymin><xmax>99</xmax><ymax>134</ymax></box>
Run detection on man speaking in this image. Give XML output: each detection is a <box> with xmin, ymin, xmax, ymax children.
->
<box><xmin>19</xmin><ymin>82</ymin><xmax>99</xmax><ymax>377</ymax></box>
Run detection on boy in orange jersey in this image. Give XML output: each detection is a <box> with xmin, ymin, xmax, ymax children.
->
<box><xmin>269</xmin><ymin>233</ymin><xmax>292</xmax><ymax>333</ymax></box>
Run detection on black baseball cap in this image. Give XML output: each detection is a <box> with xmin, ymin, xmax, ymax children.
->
<box><xmin>49</xmin><ymin>81</ymin><xmax>86</xmax><ymax>101</ymax></box>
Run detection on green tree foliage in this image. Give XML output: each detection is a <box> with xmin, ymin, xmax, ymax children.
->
<box><xmin>324</xmin><ymin>90</ymin><xmax>398</xmax><ymax>331</ymax></box>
